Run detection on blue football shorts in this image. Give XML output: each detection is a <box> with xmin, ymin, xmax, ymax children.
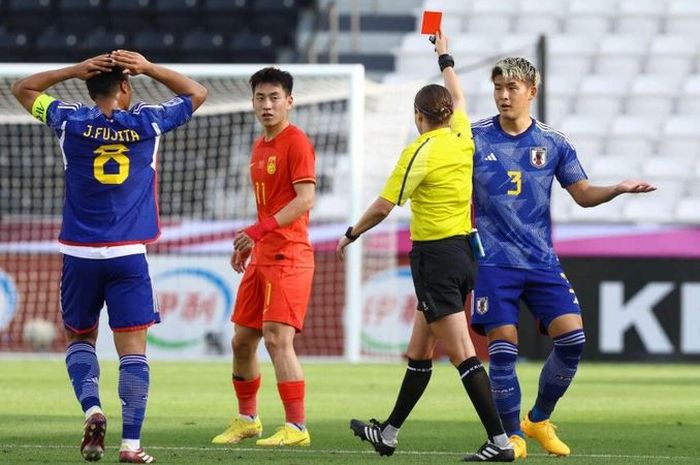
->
<box><xmin>60</xmin><ymin>254</ymin><xmax>160</xmax><ymax>334</ymax></box>
<box><xmin>470</xmin><ymin>264</ymin><xmax>581</xmax><ymax>336</ymax></box>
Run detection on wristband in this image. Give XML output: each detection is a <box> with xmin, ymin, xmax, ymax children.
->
<box><xmin>243</xmin><ymin>216</ymin><xmax>279</xmax><ymax>242</ymax></box>
<box><xmin>345</xmin><ymin>226</ymin><xmax>360</xmax><ymax>242</ymax></box>
<box><xmin>438</xmin><ymin>54</ymin><xmax>455</xmax><ymax>72</ymax></box>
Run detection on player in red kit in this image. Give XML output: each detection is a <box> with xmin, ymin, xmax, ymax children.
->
<box><xmin>212</xmin><ymin>67</ymin><xmax>315</xmax><ymax>447</ymax></box>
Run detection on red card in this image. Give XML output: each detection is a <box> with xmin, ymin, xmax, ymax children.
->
<box><xmin>421</xmin><ymin>11</ymin><xmax>442</xmax><ymax>34</ymax></box>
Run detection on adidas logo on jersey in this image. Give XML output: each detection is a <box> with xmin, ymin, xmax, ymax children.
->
<box><xmin>485</xmin><ymin>153</ymin><xmax>498</xmax><ymax>161</ymax></box>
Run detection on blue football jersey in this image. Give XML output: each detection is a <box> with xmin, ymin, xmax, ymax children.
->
<box><xmin>471</xmin><ymin>116</ymin><xmax>587</xmax><ymax>269</ymax></box>
<box><xmin>40</xmin><ymin>95</ymin><xmax>193</xmax><ymax>245</ymax></box>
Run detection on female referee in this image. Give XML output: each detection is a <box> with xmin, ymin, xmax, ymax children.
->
<box><xmin>336</xmin><ymin>29</ymin><xmax>514</xmax><ymax>463</ymax></box>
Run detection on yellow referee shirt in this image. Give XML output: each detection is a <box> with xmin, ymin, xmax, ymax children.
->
<box><xmin>380</xmin><ymin>109</ymin><xmax>474</xmax><ymax>241</ymax></box>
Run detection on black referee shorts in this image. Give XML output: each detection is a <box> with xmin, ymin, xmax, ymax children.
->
<box><xmin>409</xmin><ymin>235</ymin><xmax>477</xmax><ymax>324</ymax></box>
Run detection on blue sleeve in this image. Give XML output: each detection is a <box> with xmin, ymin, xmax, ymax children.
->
<box><xmin>45</xmin><ymin>99</ymin><xmax>83</xmax><ymax>130</ymax></box>
<box><xmin>555</xmin><ymin>138</ymin><xmax>588</xmax><ymax>188</ymax></box>
<box><xmin>131</xmin><ymin>95</ymin><xmax>193</xmax><ymax>136</ymax></box>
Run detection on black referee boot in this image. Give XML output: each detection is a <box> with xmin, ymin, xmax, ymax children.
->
<box><xmin>462</xmin><ymin>441</ymin><xmax>515</xmax><ymax>462</ymax></box>
<box><xmin>349</xmin><ymin>418</ymin><xmax>396</xmax><ymax>456</ymax></box>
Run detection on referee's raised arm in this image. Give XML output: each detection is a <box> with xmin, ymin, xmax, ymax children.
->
<box><xmin>433</xmin><ymin>29</ymin><xmax>465</xmax><ymax>114</ymax></box>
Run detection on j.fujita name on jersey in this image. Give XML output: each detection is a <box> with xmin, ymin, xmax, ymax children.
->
<box><xmin>82</xmin><ymin>125</ymin><xmax>141</xmax><ymax>142</ymax></box>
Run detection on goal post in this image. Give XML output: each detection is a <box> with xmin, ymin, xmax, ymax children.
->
<box><xmin>0</xmin><ymin>63</ymin><xmax>377</xmax><ymax>361</ymax></box>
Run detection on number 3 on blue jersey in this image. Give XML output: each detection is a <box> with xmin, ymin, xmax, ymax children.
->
<box><xmin>507</xmin><ymin>170</ymin><xmax>522</xmax><ymax>196</ymax></box>
<box><xmin>93</xmin><ymin>144</ymin><xmax>130</xmax><ymax>184</ymax></box>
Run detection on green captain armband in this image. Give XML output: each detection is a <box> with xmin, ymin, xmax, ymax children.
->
<box><xmin>31</xmin><ymin>94</ymin><xmax>56</xmax><ymax>124</ymax></box>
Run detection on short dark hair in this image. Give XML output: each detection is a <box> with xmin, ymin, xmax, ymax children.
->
<box><xmin>249</xmin><ymin>67</ymin><xmax>293</xmax><ymax>95</ymax></box>
<box><xmin>86</xmin><ymin>65</ymin><xmax>128</xmax><ymax>100</ymax></box>
<box><xmin>414</xmin><ymin>84</ymin><xmax>453</xmax><ymax>125</ymax></box>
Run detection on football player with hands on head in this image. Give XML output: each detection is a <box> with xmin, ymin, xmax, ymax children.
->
<box><xmin>11</xmin><ymin>49</ymin><xmax>207</xmax><ymax>463</ymax></box>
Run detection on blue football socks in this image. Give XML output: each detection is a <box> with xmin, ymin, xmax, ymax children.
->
<box><xmin>531</xmin><ymin>329</ymin><xmax>586</xmax><ymax>422</ymax></box>
<box><xmin>119</xmin><ymin>354</ymin><xmax>150</xmax><ymax>440</ymax></box>
<box><xmin>66</xmin><ymin>341</ymin><xmax>101</xmax><ymax>412</ymax></box>
<box><xmin>488</xmin><ymin>340</ymin><xmax>522</xmax><ymax>436</ymax></box>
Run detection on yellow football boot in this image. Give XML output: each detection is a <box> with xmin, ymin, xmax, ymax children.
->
<box><xmin>211</xmin><ymin>417</ymin><xmax>263</xmax><ymax>444</ymax></box>
<box><xmin>509</xmin><ymin>434</ymin><xmax>527</xmax><ymax>459</ymax></box>
<box><xmin>256</xmin><ymin>424</ymin><xmax>311</xmax><ymax>447</ymax></box>
<box><xmin>521</xmin><ymin>415</ymin><xmax>570</xmax><ymax>456</ymax></box>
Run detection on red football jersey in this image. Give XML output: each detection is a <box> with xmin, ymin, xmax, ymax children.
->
<box><xmin>249</xmin><ymin>124</ymin><xmax>316</xmax><ymax>266</ymax></box>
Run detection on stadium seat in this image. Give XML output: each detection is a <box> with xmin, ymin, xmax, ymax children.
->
<box><xmin>228</xmin><ymin>32</ymin><xmax>276</xmax><ymax>63</ymax></box>
<box><xmin>576</xmin><ymin>75</ymin><xmax>630</xmax><ymax>121</ymax></box>
<box><xmin>646</xmin><ymin>35</ymin><xmax>697</xmax><ymax>75</ymax></box>
<box><xmin>616</xmin><ymin>0</ymin><xmax>665</xmax><ymax>35</ymax></box>
<box><xmin>560</xmin><ymin>115</ymin><xmax>608</xmax><ymax>159</ymax></box>
<box><xmin>547</xmin><ymin>34</ymin><xmax>597</xmax><ymax>75</ymax></box>
<box><xmin>607</xmin><ymin>115</ymin><xmax>658</xmax><ymax>157</ymax></box>
<box><xmin>500</xmin><ymin>33</ymin><xmax>539</xmax><ymax>58</ymax></box>
<box><xmin>560</xmin><ymin>115</ymin><xmax>608</xmax><ymax>138</ymax></box>
<box><xmin>642</xmin><ymin>157</ymin><xmax>693</xmax><ymax>180</ymax></box>
<box><xmin>543</xmin><ymin>74</ymin><xmax>579</xmax><ymax>126</ymax></box>
<box><xmin>0</xmin><ymin>31</ymin><xmax>31</xmax><ymax>61</ymax></box>
<box><xmin>252</xmin><ymin>0</ymin><xmax>299</xmax><ymax>16</ymax></box>
<box><xmin>204</xmin><ymin>0</ymin><xmax>249</xmax><ymax>12</ymax></box>
<box><xmin>58</xmin><ymin>0</ymin><xmax>106</xmax><ymax>32</ymax></box>
<box><xmin>595</xmin><ymin>35</ymin><xmax>649</xmax><ymax>75</ymax></box>
<box><xmin>394</xmin><ymin>33</ymin><xmax>494</xmax><ymax>77</ymax></box>
<box><xmin>132</xmin><ymin>31</ymin><xmax>179</xmax><ymax>62</ymax></box>
<box><xmin>667</xmin><ymin>0</ymin><xmax>700</xmax><ymax>35</ymax></box>
<box><xmin>34</xmin><ymin>29</ymin><xmax>83</xmax><ymax>61</ymax></box>
<box><xmin>675</xmin><ymin>197</ymin><xmax>700</xmax><ymax>223</ymax></box>
<box><xmin>252</xmin><ymin>15</ymin><xmax>299</xmax><ymax>47</ymax></box>
<box><xmin>4</xmin><ymin>0</ymin><xmax>55</xmax><ymax>33</ymax></box>
<box><xmin>626</xmin><ymin>74</ymin><xmax>680</xmax><ymax>120</ymax></box>
<box><xmin>463</xmin><ymin>0</ymin><xmax>517</xmax><ymax>34</ymax></box>
<box><xmin>677</xmin><ymin>76</ymin><xmax>700</xmax><ymax>115</ymax></box>
<box><xmin>81</xmin><ymin>28</ymin><xmax>129</xmax><ymax>57</ymax></box>
<box><xmin>203</xmin><ymin>0</ymin><xmax>251</xmax><ymax>34</ymax></box>
<box><xmin>589</xmin><ymin>155</ymin><xmax>644</xmax><ymax>179</ymax></box>
<box><xmin>181</xmin><ymin>31</ymin><xmax>226</xmax><ymax>63</ymax></box>
<box><xmin>153</xmin><ymin>0</ymin><xmax>201</xmax><ymax>32</ymax></box>
<box><xmin>106</xmin><ymin>0</ymin><xmax>152</xmax><ymax>33</ymax></box>
<box><xmin>564</xmin><ymin>0</ymin><xmax>614</xmax><ymax>34</ymax></box>
<box><xmin>513</xmin><ymin>0</ymin><xmax>562</xmax><ymax>35</ymax></box>
<box><xmin>622</xmin><ymin>197</ymin><xmax>675</xmax><ymax>223</ymax></box>
<box><xmin>662</xmin><ymin>117</ymin><xmax>700</xmax><ymax>157</ymax></box>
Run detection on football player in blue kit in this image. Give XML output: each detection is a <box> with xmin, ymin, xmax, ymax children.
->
<box><xmin>12</xmin><ymin>51</ymin><xmax>207</xmax><ymax>463</ymax></box>
<box><xmin>470</xmin><ymin>57</ymin><xmax>655</xmax><ymax>459</ymax></box>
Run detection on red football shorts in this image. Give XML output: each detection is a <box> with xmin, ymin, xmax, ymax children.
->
<box><xmin>232</xmin><ymin>264</ymin><xmax>314</xmax><ymax>332</ymax></box>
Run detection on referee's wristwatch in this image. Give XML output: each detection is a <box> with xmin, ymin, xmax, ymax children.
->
<box><xmin>345</xmin><ymin>226</ymin><xmax>360</xmax><ymax>242</ymax></box>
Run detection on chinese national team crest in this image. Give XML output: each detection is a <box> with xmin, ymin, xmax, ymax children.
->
<box><xmin>475</xmin><ymin>297</ymin><xmax>489</xmax><ymax>315</ymax></box>
<box><xmin>266</xmin><ymin>156</ymin><xmax>277</xmax><ymax>175</ymax></box>
<box><xmin>530</xmin><ymin>147</ymin><xmax>547</xmax><ymax>168</ymax></box>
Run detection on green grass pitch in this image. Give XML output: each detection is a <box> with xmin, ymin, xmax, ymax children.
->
<box><xmin>1</xmin><ymin>359</ymin><xmax>698</xmax><ymax>464</ymax></box>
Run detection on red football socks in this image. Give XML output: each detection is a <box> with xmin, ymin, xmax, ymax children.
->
<box><xmin>233</xmin><ymin>376</ymin><xmax>261</xmax><ymax>417</ymax></box>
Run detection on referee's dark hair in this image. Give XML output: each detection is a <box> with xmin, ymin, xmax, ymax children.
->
<box><xmin>414</xmin><ymin>84</ymin><xmax>453</xmax><ymax>125</ymax></box>
<box><xmin>86</xmin><ymin>65</ymin><xmax>128</xmax><ymax>100</ymax></box>
<box><xmin>249</xmin><ymin>67</ymin><xmax>294</xmax><ymax>96</ymax></box>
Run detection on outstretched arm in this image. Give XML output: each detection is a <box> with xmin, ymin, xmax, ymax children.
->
<box><xmin>433</xmin><ymin>29</ymin><xmax>465</xmax><ymax>114</ymax></box>
<box><xmin>110</xmin><ymin>50</ymin><xmax>208</xmax><ymax>111</ymax></box>
<box><xmin>11</xmin><ymin>54</ymin><xmax>114</xmax><ymax>112</ymax></box>
<box><xmin>566</xmin><ymin>179</ymin><xmax>657</xmax><ymax>208</ymax></box>
<box><xmin>336</xmin><ymin>196</ymin><xmax>395</xmax><ymax>261</ymax></box>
